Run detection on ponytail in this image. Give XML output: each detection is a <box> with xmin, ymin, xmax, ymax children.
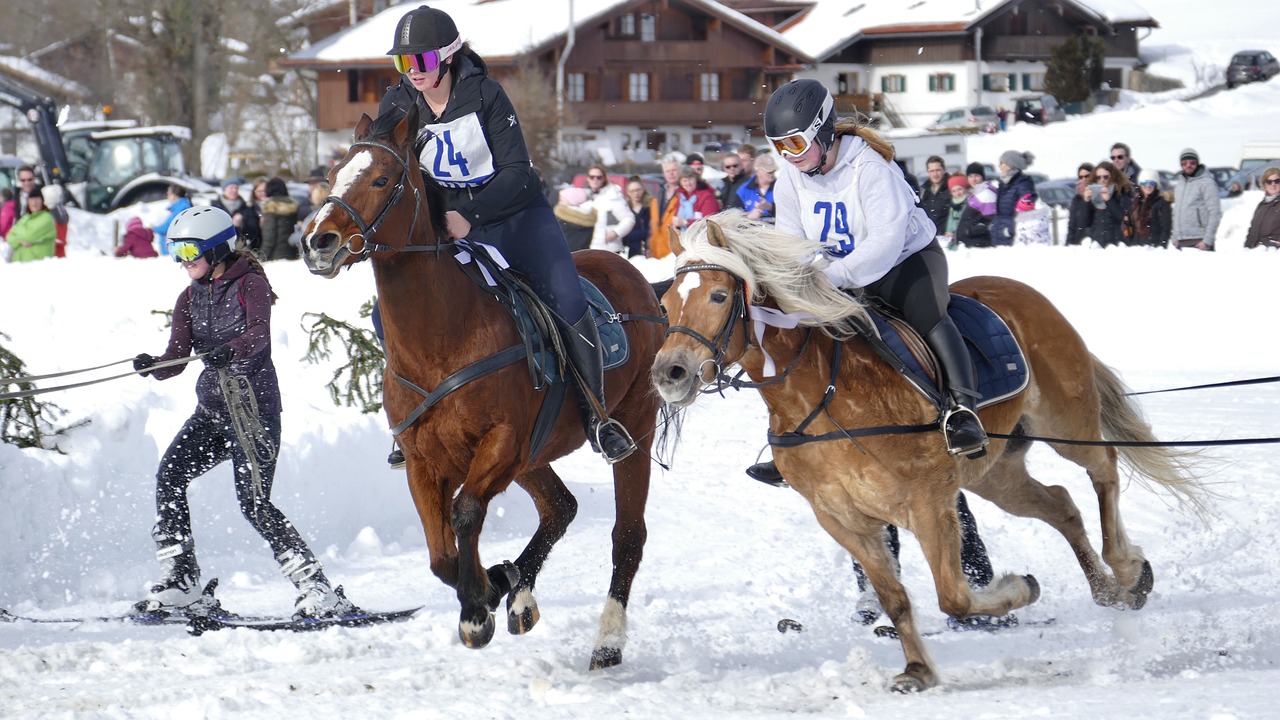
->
<box><xmin>834</xmin><ymin>118</ymin><xmax>895</xmax><ymax>164</ymax></box>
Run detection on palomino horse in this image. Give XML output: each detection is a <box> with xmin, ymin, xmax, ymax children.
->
<box><xmin>650</xmin><ymin>212</ymin><xmax>1204</xmax><ymax>691</ymax></box>
<box><xmin>300</xmin><ymin>107</ymin><xmax>667</xmax><ymax>669</ymax></box>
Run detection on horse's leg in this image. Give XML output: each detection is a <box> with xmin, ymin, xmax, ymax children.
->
<box><xmin>811</xmin><ymin>506</ymin><xmax>937</xmax><ymax>693</ymax></box>
<box><xmin>1047</xmin><ymin>439</ymin><xmax>1151</xmax><ymax>608</ymax></box>
<box><xmin>402</xmin><ymin>450</ymin><xmax>459</xmax><ymax>589</ymax></box>
<box><xmin>964</xmin><ymin>435</ymin><xmax>1132</xmax><ymax>608</ymax></box>
<box><xmin>452</xmin><ymin>426</ymin><xmax>524</xmax><ymax>649</ymax></box>
<box><xmin>908</xmin><ymin>483</ymin><xmax>1040</xmax><ymax>622</ymax></box>
<box><xmin>506</xmin><ymin>465</ymin><xmax>579</xmax><ymax>635</ymax></box>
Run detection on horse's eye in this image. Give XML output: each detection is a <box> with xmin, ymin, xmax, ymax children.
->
<box><xmin>710</xmin><ymin>290</ymin><xmax>729</xmax><ymax>304</ymax></box>
<box><xmin>372</xmin><ymin>177</ymin><xmax>390</xmax><ymax>188</ymax></box>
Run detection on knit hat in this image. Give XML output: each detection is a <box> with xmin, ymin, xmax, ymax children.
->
<box><xmin>686</xmin><ymin>152</ymin><xmax>705</xmax><ymax>166</ymax></box>
<box><xmin>1016</xmin><ymin>193</ymin><xmax>1038</xmax><ymax>212</ymax></box>
<box><xmin>1137</xmin><ymin>169</ymin><xmax>1160</xmax><ymax>185</ymax></box>
<box><xmin>1000</xmin><ymin>150</ymin><xmax>1034</xmax><ymax>172</ymax></box>
<box><xmin>946</xmin><ymin>175</ymin><xmax>968</xmax><ymax>191</ymax></box>
<box><xmin>1179</xmin><ymin>148</ymin><xmax>1199</xmax><ymax>162</ymax></box>
<box><xmin>965</xmin><ymin>162</ymin><xmax>986</xmax><ymax>178</ymax></box>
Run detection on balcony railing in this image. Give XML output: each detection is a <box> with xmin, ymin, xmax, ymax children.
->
<box><xmin>569</xmin><ymin>99</ymin><xmax>765</xmax><ymax>127</ymax></box>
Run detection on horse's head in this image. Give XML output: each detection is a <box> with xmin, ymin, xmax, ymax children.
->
<box><xmin>650</xmin><ymin>218</ymin><xmax>753</xmax><ymax>407</ymax></box>
<box><xmin>302</xmin><ymin>105</ymin><xmax>441</xmax><ymax>278</ymax></box>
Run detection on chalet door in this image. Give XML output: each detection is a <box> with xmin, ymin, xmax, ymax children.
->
<box><xmin>645</xmin><ymin>131</ymin><xmax>667</xmax><ymax>151</ymax></box>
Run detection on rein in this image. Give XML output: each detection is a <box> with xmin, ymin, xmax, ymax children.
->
<box><xmin>0</xmin><ymin>355</ymin><xmax>206</xmax><ymax>401</ymax></box>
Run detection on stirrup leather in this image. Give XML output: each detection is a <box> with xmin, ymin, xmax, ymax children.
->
<box><xmin>594</xmin><ymin>418</ymin><xmax>637</xmax><ymax>465</ymax></box>
<box><xmin>940</xmin><ymin>404</ymin><xmax>988</xmax><ymax>457</ymax></box>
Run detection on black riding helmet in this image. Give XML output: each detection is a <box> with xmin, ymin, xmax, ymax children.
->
<box><xmin>764</xmin><ymin>79</ymin><xmax>836</xmax><ymax>176</ymax></box>
<box><xmin>387</xmin><ymin>5</ymin><xmax>463</xmax><ymax>87</ymax></box>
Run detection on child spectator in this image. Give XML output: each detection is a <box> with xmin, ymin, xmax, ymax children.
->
<box><xmin>1015</xmin><ymin>193</ymin><xmax>1052</xmax><ymax>245</ymax></box>
<box><xmin>115</xmin><ymin>216</ymin><xmax>159</xmax><ymax>258</ymax></box>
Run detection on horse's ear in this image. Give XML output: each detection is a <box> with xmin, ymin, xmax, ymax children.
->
<box><xmin>354</xmin><ymin>113</ymin><xmax>374</xmax><ymax>142</ymax></box>
<box><xmin>666</xmin><ymin>226</ymin><xmax>685</xmax><ymax>256</ymax></box>
<box><xmin>706</xmin><ymin>220</ymin><xmax>729</xmax><ymax>250</ymax></box>
<box><xmin>393</xmin><ymin>105</ymin><xmax>419</xmax><ymax>148</ymax></box>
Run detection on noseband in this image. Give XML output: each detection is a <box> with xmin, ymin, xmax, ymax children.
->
<box><xmin>319</xmin><ymin>139</ymin><xmax>448</xmax><ymax>259</ymax></box>
<box><xmin>665</xmin><ymin>263</ymin><xmax>750</xmax><ymax>380</ymax></box>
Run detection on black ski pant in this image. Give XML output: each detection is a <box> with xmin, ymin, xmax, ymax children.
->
<box><xmin>155</xmin><ymin>407</ymin><xmax>311</xmax><ymax>559</ymax></box>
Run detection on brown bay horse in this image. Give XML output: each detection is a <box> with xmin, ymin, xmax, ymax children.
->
<box><xmin>300</xmin><ymin>108</ymin><xmax>667</xmax><ymax>669</ymax></box>
<box><xmin>650</xmin><ymin>212</ymin><xmax>1206</xmax><ymax>692</ymax></box>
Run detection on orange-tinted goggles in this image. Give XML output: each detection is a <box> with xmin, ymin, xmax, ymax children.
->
<box><xmin>393</xmin><ymin>50</ymin><xmax>445</xmax><ymax>74</ymax></box>
<box><xmin>767</xmin><ymin>132</ymin><xmax>812</xmax><ymax>158</ymax></box>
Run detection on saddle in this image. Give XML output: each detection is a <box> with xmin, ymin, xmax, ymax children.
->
<box><xmin>861</xmin><ymin>295</ymin><xmax>1028</xmax><ymax>411</ymax></box>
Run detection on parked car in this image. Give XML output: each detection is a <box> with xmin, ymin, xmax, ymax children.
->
<box><xmin>928</xmin><ymin>106</ymin><xmax>999</xmax><ymax>134</ymax></box>
<box><xmin>1226</xmin><ymin>50</ymin><xmax>1279</xmax><ymax>89</ymax></box>
<box><xmin>1034</xmin><ymin>179</ymin><xmax>1077</xmax><ymax>209</ymax></box>
<box><xmin>1013</xmin><ymin>95</ymin><xmax>1066</xmax><ymax>125</ymax></box>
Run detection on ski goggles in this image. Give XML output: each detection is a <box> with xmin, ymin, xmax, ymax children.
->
<box><xmin>168</xmin><ymin>240</ymin><xmax>206</xmax><ymax>263</ymax></box>
<box><xmin>766</xmin><ymin>131</ymin><xmax>815</xmax><ymax>158</ymax></box>
<box><xmin>392</xmin><ymin>36</ymin><xmax>464</xmax><ymax>74</ymax></box>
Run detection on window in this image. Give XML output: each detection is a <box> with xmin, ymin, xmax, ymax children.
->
<box><xmin>640</xmin><ymin>13</ymin><xmax>656</xmax><ymax>42</ymax></box>
<box><xmin>983</xmin><ymin>73</ymin><xmax>1014</xmax><ymax>92</ymax></box>
<box><xmin>617</xmin><ymin>13</ymin><xmax>636</xmax><ymax>36</ymax></box>
<box><xmin>881</xmin><ymin>74</ymin><xmax>906</xmax><ymax>93</ymax></box>
<box><xmin>566</xmin><ymin>73</ymin><xmax>585</xmax><ymax>102</ymax></box>
<box><xmin>1021</xmin><ymin>73</ymin><xmax>1045</xmax><ymax>91</ymax></box>
<box><xmin>700</xmin><ymin>73</ymin><xmax>720</xmax><ymax>101</ymax></box>
<box><xmin>629</xmin><ymin>73</ymin><xmax>649</xmax><ymax>102</ymax></box>
<box><xmin>836</xmin><ymin>72</ymin><xmax>860</xmax><ymax>94</ymax></box>
<box><xmin>928</xmin><ymin>73</ymin><xmax>955</xmax><ymax>92</ymax></box>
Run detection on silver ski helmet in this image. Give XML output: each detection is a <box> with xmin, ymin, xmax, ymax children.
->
<box><xmin>764</xmin><ymin>79</ymin><xmax>836</xmax><ymax>159</ymax></box>
<box><xmin>167</xmin><ymin>206</ymin><xmax>236</xmax><ymax>267</ymax></box>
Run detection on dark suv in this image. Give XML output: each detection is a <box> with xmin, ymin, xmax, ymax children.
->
<box><xmin>1226</xmin><ymin>50</ymin><xmax>1279</xmax><ymax>89</ymax></box>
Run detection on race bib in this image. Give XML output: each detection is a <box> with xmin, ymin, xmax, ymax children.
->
<box><xmin>418</xmin><ymin>113</ymin><xmax>495</xmax><ymax>188</ymax></box>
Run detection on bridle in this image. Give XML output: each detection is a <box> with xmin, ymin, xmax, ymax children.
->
<box><xmin>318</xmin><ymin>139</ymin><xmax>449</xmax><ymax>260</ymax></box>
<box><xmin>664</xmin><ymin>262</ymin><xmax>750</xmax><ymax>383</ymax></box>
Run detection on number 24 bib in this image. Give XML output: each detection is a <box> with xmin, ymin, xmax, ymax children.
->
<box><xmin>419</xmin><ymin>113</ymin><xmax>496</xmax><ymax>189</ymax></box>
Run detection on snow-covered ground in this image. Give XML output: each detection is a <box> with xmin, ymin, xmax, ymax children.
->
<box><xmin>3</xmin><ymin>4</ymin><xmax>1280</xmax><ymax>717</ymax></box>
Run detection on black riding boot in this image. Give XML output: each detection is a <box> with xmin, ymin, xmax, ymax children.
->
<box><xmin>924</xmin><ymin>318</ymin><xmax>989</xmax><ymax>458</ymax></box>
<box><xmin>745</xmin><ymin>459</ymin><xmax>787</xmax><ymax>486</ymax></box>
<box><xmin>562</xmin><ymin>309</ymin><xmax>636</xmax><ymax>464</ymax></box>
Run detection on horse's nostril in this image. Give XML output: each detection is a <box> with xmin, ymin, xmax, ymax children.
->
<box><xmin>312</xmin><ymin>232</ymin><xmax>338</xmax><ymax>251</ymax></box>
<box><xmin>668</xmin><ymin>365</ymin><xmax>687</xmax><ymax>382</ymax></box>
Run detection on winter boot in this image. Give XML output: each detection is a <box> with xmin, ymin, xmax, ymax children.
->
<box><xmin>387</xmin><ymin>442</ymin><xmax>406</xmax><ymax>469</ymax></box>
<box><xmin>278</xmin><ymin>548</ymin><xmax>354</xmax><ymax>619</ymax></box>
<box><xmin>142</xmin><ymin>536</ymin><xmax>201</xmax><ymax>612</ymax></box>
<box><xmin>562</xmin><ymin>309</ymin><xmax>635</xmax><ymax>464</ymax></box>
<box><xmin>745</xmin><ymin>460</ymin><xmax>787</xmax><ymax>487</ymax></box>
<box><xmin>924</xmin><ymin>319</ymin><xmax>989</xmax><ymax>458</ymax></box>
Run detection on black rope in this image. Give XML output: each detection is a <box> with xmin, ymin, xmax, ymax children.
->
<box><xmin>1127</xmin><ymin>374</ymin><xmax>1280</xmax><ymax>396</ymax></box>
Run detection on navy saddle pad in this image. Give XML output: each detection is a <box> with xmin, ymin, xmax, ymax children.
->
<box><xmin>868</xmin><ymin>294</ymin><xmax>1028</xmax><ymax>409</ymax></box>
<box><xmin>517</xmin><ymin>277</ymin><xmax>630</xmax><ymax>384</ymax></box>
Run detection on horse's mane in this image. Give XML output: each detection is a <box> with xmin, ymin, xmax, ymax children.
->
<box><xmin>682</xmin><ymin>210</ymin><xmax>873</xmax><ymax>339</ymax></box>
<box><xmin>367</xmin><ymin>107</ymin><xmax>449</xmax><ymax>240</ymax></box>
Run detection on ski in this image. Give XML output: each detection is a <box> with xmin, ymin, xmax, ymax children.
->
<box><xmin>873</xmin><ymin>616</ymin><xmax>1056</xmax><ymax>639</ymax></box>
<box><xmin>189</xmin><ymin>605</ymin><xmax>422</xmax><ymax>634</ymax></box>
<box><xmin>0</xmin><ymin>579</ymin><xmax>246</xmax><ymax>627</ymax></box>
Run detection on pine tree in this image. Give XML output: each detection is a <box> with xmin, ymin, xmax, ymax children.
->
<box><xmin>1045</xmin><ymin>35</ymin><xmax>1107</xmax><ymax>105</ymax></box>
<box><xmin>0</xmin><ymin>332</ymin><xmax>77</xmax><ymax>450</ymax></box>
<box><xmin>301</xmin><ymin>299</ymin><xmax>385</xmax><ymax>415</ymax></box>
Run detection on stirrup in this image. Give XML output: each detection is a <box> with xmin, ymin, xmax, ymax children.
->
<box><xmin>594</xmin><ymin>418</ymin><xmax>637</xmax><ymax>465</ymax></box>
<box><xmin>941</xmin><ymin>405</ymin><xmax>988</xmax><ymax>457</ymax></box>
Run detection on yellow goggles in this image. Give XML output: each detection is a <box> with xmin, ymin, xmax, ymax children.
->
<box><xmin>168</xmin><ymin>240</ymin><xmax>205</xmax><ymax>263</ymax></box>
<box><xmin>767</xmin><ymin>132</ymin><xmax>812</xmax><ymax>158</ymax></box>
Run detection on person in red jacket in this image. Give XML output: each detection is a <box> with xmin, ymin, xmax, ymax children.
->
<box><xmin>114</xmin><ymin>216</ymin><xmax>158</xmax><ymax>258</ymax></box>
<box><xmin>666</xmin><ymin>165</ymin><xmax>721</xmax><ymax>231</ymax></box>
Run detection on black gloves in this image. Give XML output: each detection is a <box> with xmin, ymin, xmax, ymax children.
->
<box><xmin>133</xmin><ymin>353</ymin><xmax>157</xmax><ymax>377</ymax></box>
<box><xmin>206</xmin><ymin>344</ymin><xmax>234</xmax><ymax>368</ymax></box>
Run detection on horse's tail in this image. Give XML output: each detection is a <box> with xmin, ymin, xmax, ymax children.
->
<box><xmin>1092</xmin><ymin>355</ymin><xmax>1214</xmax><ymax>520</ymax></box>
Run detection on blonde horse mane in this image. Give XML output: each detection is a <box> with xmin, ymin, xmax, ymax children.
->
<box><xmin>680</xmin><ymin>210</ymin><xmax>874</xmax><ymax>339</ymax></box>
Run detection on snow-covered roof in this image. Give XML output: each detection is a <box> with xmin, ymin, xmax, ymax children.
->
<box><xmin>782</xmin><ymin>0</ymin><xmax>1156</xmax><ymax>63</ymax></box>
<box><xmin>0</xmin><ymin>56</ymin><xmax>90</xmax><ymax>101</ymax></box>
<box><xmin>284</xmin><ymin>0</ymin><xmax>812</xmax><ymax>67</ymax></box>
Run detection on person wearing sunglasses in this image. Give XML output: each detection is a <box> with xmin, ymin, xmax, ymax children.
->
<box><xmin>1129</xmin><ymin>169</ymin><xmax>1171</xmax><ymax>248</ymax></box>
<box><xmin>377</xmin><ymin>5</ymin><xmax>634</xmax><ymax>465</ymax></box>
<box><xmin>580</xmin><ymin>165</ymin><xmax>635</xmax><ymax>254</ymax></box>
<box><xmin>1244</xmin><ymin>166</ymin><xmax>1280</xmax><ymax>249</ymax></box>
<box><xmin>1082</xmin><ymin>160</ymin><xmax>1132</xmax><ymax>248</ymax></box>
<box><xmin>130</xmin><ymin>206</ymin><xmax>355</xmax><ymax>619</ymax></box>
<box><xmin>1170</xmin><ymin>147</ymin><xmax>1222</xmax><ymax>251</ymax></box>
<box><xmin>755</xmin><ymin>80</ymin><xmax>1003</xmax><ymax>629</ymax></box>
<box><xmin>1109</xmin><ymin>142</ymin><xmax>1141</xmax><ymax>186</ymax></box>
<box><xmin>0</xmin><ymin>165</ymin><xmax>38</xmax><ymax>239</ymax></box>
<box><xmin>1066</xmin><ymin>162</ymin><xmax>1095</xmax><ymax>246</ymax></box>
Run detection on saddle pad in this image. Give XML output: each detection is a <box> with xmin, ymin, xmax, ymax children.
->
<box><xmin>868</xmin><ymin>294</ymin><xmax>1027</xmax><ymax>409</ymax></box>
<box><xmin>517</xmin><ymin>278</ymin><xmax>630</xmax><ymax>384</ymax></box>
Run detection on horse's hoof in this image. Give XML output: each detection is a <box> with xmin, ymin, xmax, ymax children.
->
<box><xmin>459</xmin><ymin>612</ymin><xmax>496</xmax><ymax>648</ymax></box>
<box><xmin>1128</xmin><ymin>560</ymin><xmax>1154</xmax><ymax>610</ymax></box>
<box><xmin>890</xmin><ymin>673</ymin><xmax>928</xmax><ymax>693</ymax></box>
<box><xmin>589</xmin><ymin>646</ymin><xmax>623</xmax><ymax>670</ymax></box>
<box><xmin>507</xmin><ymin>589</ymin><xmax>540</xmax><ymax>635</ymax></box>
<box><xmin>1024</xmin><ymin>574</ymin><xmax>1041</xmax><ymax>605</ymax></box>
